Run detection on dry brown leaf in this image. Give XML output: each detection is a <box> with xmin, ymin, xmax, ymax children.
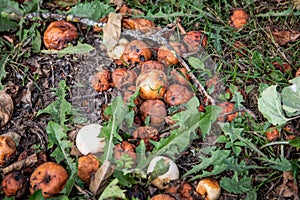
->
<box><xmin>110</xmin><ymin>0</ymin><xmax>124</xmax><ymax>11</ymax></box>
<box><xmin>21</xmin><ymin>81</ymin><xmax>34</xmax><ymax>105</ymax></box>
<box><xmin>272</xmin><ymin>29</ymin><xmax>300</xmax><ymax>46</ymax></box>
<box><xmin>293</xmin><ymin>0</ymin><xmax>300</xmax><ymax>10</ymax></box>
<box><xmin>89</xmin><ymin>160</ymin><xmax>115</xmax><ymax>195</ymax></box>
<box><xmin>103</xmin><ymin>12</ymin><xmax>122</xmax><ymax>52</ymax></box>
<box><xmin>275</xmin><ymin>171</ymin><xmax>299</xmax><ymax>200</ymax></box>
<box><xmin>0</xmin><ymin>90</ymin><xmax>14</xmax><ymax>127</ymax></box>
<box><xmin>119</xmin><ymin>4</ymin><xmax>144</xmax><ymax>15</ymax></box>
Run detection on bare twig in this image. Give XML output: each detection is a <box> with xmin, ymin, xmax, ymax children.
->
<box><xmin>2</xmin><ymin>154</ymin><xmax>37</xmax><ymax>175</ymax></box>
<box><xmin>24</xmin><ymin>12</ymin><xmax>106</xmax><ymax>28</ymax></box>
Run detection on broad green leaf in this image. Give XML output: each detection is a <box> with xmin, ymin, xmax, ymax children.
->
<box><xmin>195</xmin><ymin>164</ymin><xmax>227</xmax><ymax>179</ymax></box>
<box><xmin>114</xmin><ymin>170</ymin><xmax>135</xmax><ymax>187</ymax></box>
<box><xmin>0</xmin><ymin>17</ymin><xmax>18</xmax><ymax>32</ymax></box>
<box><xmin>282</xmin><ymin>76</ymin><xmax>300</xmax><ymax>117</ymax></box>
<box><xmin>289</xmin><ymin>137</ymin><xmax>300</xmax><ymax>148</ymax></box>
<box><xmin>99</xmin><ymin>178</ymin><xmax>126</xmax><ymax>200</ymax></box>
<box><xmin>0</xmin><ymin>0</ymin><xmax>23</xmax><ymax>16</ymax></box>
<box><xmin>199</xmin><ymin>105</ymin><xmax>222</xmax><ymax>139</ymax></box>
<box><xmin>245</xmin><ymin>190</ymin><xmax>257</xmax><ymax>200</ymax></box>
<box><xmin>258</xmin><ymin>85</ymin><xmax>289</xmax><ymax>125</ymax></box>
<box><xmin>29</xmin><ymin>190</ymin><xmax>44</xmax><ymax>200</ymax></box>
<box><xmin>32</xmin><ymin>29</ymin><xmax>41</xmax><ymax>52</ymax></box>
<box><xmin>36</xmin><ymin>81</ymin><xmax>72</xmax><ymax>125</ymax></box>
<box><xmin>66</xmin><ymin>1</ymin><xmax>114</xmax><ymax>21</ymax></box>
<box><xmin>41</xmin><ymin>42</ymin><xmax>95</xmax><ymax>57</ymax></box>
<box><xmin>100</xmin><ymin>96</ymin><xmax>129</xmax><ymax>162</ymax></box>
<box><xmin>136</xmin><ymin>140</ymin><xmax>146</xmax><ymax>165</ymax></box>
<box><xmin>262</xmin><ymin>156</ymin><xmax>292</xmax><ymax>171</ymax></box>
<box><xmin>183</xmin><ymin>148</ymin><xmax>230</xmax><ymax>178</ymax></box>
<box><xmin>188</xmin><ymin>57</ymin><xmax>212</xmax><ymax>76</ymax></box>
<box><xmin>188</xmin><ymin>57</ymin><xmax>205</xmax><ymax>70</ymax></box>
<box><xmin>220</xmin><ymin>173</ymin><xmax>253</xmax><ymax>194</ymax></box>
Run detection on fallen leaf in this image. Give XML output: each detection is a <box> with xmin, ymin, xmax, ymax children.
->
<box><xmin>272</xmin><ymin>29</ymin><xmax>300</xmax><ymax>46</ymax></box>
<box><xmin>0</xmin><ymin>90</ymin><xmax>14</xmax><ymax>127</ymax></box>
<box><xmin>103</xmin><ymin>12</ymin><xmax>122</xmax><ymax>52</ymax></box>
<box><xmin>293</xmin><ymin>0</ymin><xmax>300</xmax><ymax>10</ymax></box>
<box><xmin>228</xmin><ymin>8</ymin><xmax>249</xmax><ymax>29</ymax></box>
<box><xmin>275</xmin><ymin>171</ymin><xmax>299</xmax><ymax>200</ymax></box>
<box><xmin>119</xmin><ymin>4</ymin><xmax>144</xmax><ymax>15</ymax></box>
<box><xmin>89</xmin><ymin>160</ymin><xmax>115</xmax><ymax>195</ymax></box>
<box><xmin>272</xmin><ymin>61</ymin><xmax>291</xmax><ymax>73</ymax></box>
<box><xmin>109</xmin><ymin>0</ymin><xmax>124</xmax><ymax>11</ymax></box>
<box><xmin>21</xmin><ymin>81</ymin><xmax>34</xmax><ymax>105</ymax></box>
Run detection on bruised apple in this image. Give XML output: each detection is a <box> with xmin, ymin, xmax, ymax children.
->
<box><xmin>90</xmin><ymin>70</ymin><xmax>112</xmax><ymax>92</ymax></box>
<box><xmin>30</xmin><ymin>162</ymin><xmax>68</xmax><ymax>198</ymax></box>
<box><xmin>139</xmin><ymin>100</ymin><xmax>167</xmax><ymax>127</ymax></box>
<box><xmin>141</xmin><ymin>60</ymin><xmax>165</xmax><ymax>72</ymax></box>
<box><xmin>43</xmin><ymin>21</ymin><xmax>78</xmax><ymax>50</ymax></box>
<box><xmin>164</xmin><ymin>84</ymin><xmax>194</xmax><ymax>106</ymax></box>
<box><xmin>77</xmin><ymin>154</ymin><xmax>100</xmax><ymax>183</ymax></box>
<box><xmin>112</xmin><ymin>68</ymin><xmax>137</xmax><ymax>90</ymax></box>
<box><xmin>136</xmin><ymin>69</ymin><xmax>168</xmax><ymax>100</ymax></box>
<box><xmin>121</xmin><ymin>40</ymin><xmax>152</xmax><ymax>66</ymax></box>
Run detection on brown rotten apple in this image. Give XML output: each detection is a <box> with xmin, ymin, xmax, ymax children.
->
<box><xmin>164</xmin><ymin>84</ymin><xmax>194</xmax><ymax>106</ymax></box>
<box><xmin>90</xmin><ymin>70</ymin><xmax>112</xmax><ymax>92</ymax></box>
<box><xmin>151</xmin><ymin>194</ymin><xmax>176</xmax><ymax>200</ymax></box>
<box><xmin>121</xmin><ymin>40</ymin><xmax>152</xmax><ymax>66</ymax></box>
<box><xmin>78</xmin><ymin>154</ymin><xmax>100</xmax><ymax>183</ymax></box>
<box><xmin>136</xmin><ymin>69</ymin><xmax>168</xmax><ymax>100</ymax></box>
<box><xmin>30</xmin><ymin>162</ymin><xmax>68</xmax><ymax>198</ymax></box>
<box><xmin>139</xmin><ymin>100</ymin><xmax>167</xmax><ymax>128</ymax></box>
<box><xmin>0</xmin><ymin>135</ymin><xmax>16</xmax><ymax>166</ymax></box>
<box><xmin>112</xmin><ymin>68</ymin><xmax>137</xmax><ymax>90</ymax></box>
<box><xmin>132</xmin><ymin>126</ymin><xmax>159</xmax><ymax>151</ymax></box>
<box><xmin>183</xmin><ymin>31</ymin><xmax>207</xmax><ymax>51</ymax></box>
<box><xmin>141</xmin><ymin>60</ymin><xmax>165</xmax><ymax>73</ymax></box>
<box><xmin>2</xmin><ymin>172</ymin><xmax>28</xmax><ymax>197</ymax></box>
<box><xmin>43</xmin><ymin>21</ymin><xmax>78</xmax><ymax>50</ymax></box>
<box><xmin>157</xmin><ymin>41</ymin><xmax>186</xmax><ymax>66</ymax></box>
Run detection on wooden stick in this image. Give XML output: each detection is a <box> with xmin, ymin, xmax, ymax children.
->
<box><xmin>2</xmin><ymin>154</ymin><xmax>38</xmax><ymax>175</ymax></box>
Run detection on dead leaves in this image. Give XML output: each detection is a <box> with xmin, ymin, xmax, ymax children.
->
<box><xmin>103</xmin><ymin>12</ymin><xmax>122</xmax><ymax>52</ymax></box>
<box><xmin>0</xmin><ymin>90</ymin><xmax>14</xmax><ymax>127</ymax></box>
<box><xmin>271</xmin><ymin>29</ymin><xmax>300</xmax><ymax>46</ymax></box>
<box><xmin>275</xmin><ymin>171</ymin><xmax>299</xmax><ymax>200</ymax></box>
